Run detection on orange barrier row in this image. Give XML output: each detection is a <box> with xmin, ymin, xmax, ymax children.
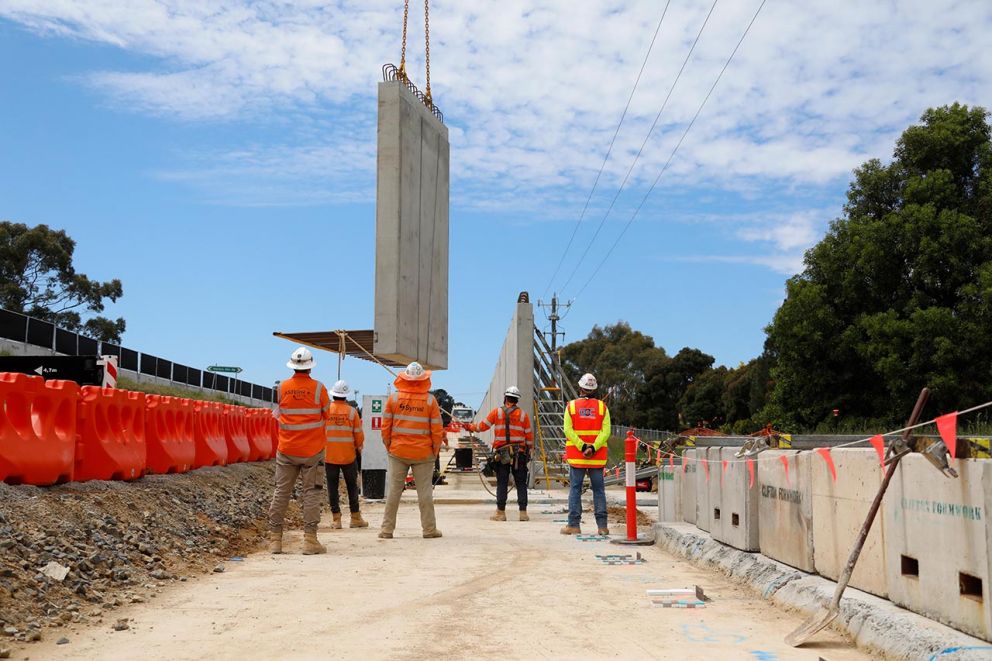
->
<box><xmin>0</xmin><ymin>372</ymin><xmax>276</xmax><ymax>486</ymax></box>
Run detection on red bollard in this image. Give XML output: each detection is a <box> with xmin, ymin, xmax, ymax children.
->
<box><xmin>611</xmin><ymin>429</ymin><xmax>655</xmax><ymax>546</ymax></box>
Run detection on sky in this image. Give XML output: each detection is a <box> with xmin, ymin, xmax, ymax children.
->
<box><xmin>1</xmin><ymin>0</ymin><xmax>991</xmax><ymax>408</ymax></box>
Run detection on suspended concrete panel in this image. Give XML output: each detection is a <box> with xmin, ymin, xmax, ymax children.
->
<box><xmin>374</xmin><ymin>80</ymin><xmax>450</xmax><ymax>370</ymax></box>
<box><xmin>474</xmin><ymin>301</ymin><xmax>534</xmax><ymax>444</ymax></box>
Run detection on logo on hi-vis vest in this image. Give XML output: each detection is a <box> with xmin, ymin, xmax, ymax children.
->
<box><xmin>286</xmin><ymin>388</ymin><xmax>311</xmax><ymax>401</ymax></box>
<box><xmin>579</xmin><ymin>407</ymin><xmax>595</xmax><ymax>418</ymax></box>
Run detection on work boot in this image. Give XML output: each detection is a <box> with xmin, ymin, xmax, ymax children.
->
<box><xmin>490</xmin><ymin>509</ymin><xmax>507</xmax><ymax>522</ymax></box>
<box><xmin>560</xmin><ymin>525</ymin><xmax>581</xmax><ymax>535</ymax></box>
<box><xmin>422</xmin><ymin>529</ymin><xmax>443</xmax><ymax>539</ymax></box>
<box><xmin>518</xmin><ymin>511</ymin><xmax>530</xmax><ymax>522</ymax></box>
<box><xmin>598</xmin><ymin>527</ymin><xmax>610</xmax><ymax>536</ymax></box>
<box><xmin>350</xmin><ymin>512</ymin><xmax>369</xmax><ymax>528</ymax></box>
<box><xmin>268</xmin><ymin>531</ymin><xmax>283</xmax><ymax>554</ymax></box>
<box><xmin>378</xmin><ymin>531</ymin><xmax>393</xmax><ymax>539</ymax></box>
<box><xmin>302</xmin><ymin>532</ymin><xmax>327</xmax><ymax>555</ymax></box>
<box><xmin>331</xmin><ymin>512</ymin><xmax>343</xmax><ymax>530</ymax></box>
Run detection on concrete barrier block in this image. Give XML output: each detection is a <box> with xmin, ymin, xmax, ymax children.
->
<box><xmin>681</xmin><ymin>449</ymin><xmax>698</xmax><ymax>525</ymax></box>
<box><xmin>701</xmin><ymin>447</ymin><xmax>720</xmax><ymax>533</ymax></box>
<box><xmin>658</xmin><ymin>463</ymin><xmax>682</xmax><ymax>522</ymax></box>
<box><xmin>713</xmin><ymin>447</ymin><xmax>760</xmax><ymax>551</ymax></box>
<box><xmin>812</xmin><ymin>448</ymin><xmax>889</xmax><ymax>598</ymax></box>
<box><xmin>758</xmin><ymin>450</ymin><xmax>814</xmax><ymax>571</ymax></box>
<box><xmin>885</xmin><ymin>456</ymin><xmax>991</xmax><ymax>641</ymax></box>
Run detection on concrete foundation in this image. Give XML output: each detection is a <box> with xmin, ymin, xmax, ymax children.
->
<box><xmin>474</xmin><ymin>301</ymin><xmax>534</xmax><ymax>439</ymax></box>
<box><xmin>885</xmin><ymin>456</ymin><xmax>992</xmax><ymax>641</ymax></box>
<box><xmin>812</xmin><ymin>448</ymin><xmax>889</xmax><ymax>598</ymax></box>
<box><xmin>681</xmin><ymin>449</ymin><xmax>698</xmax><ymax>525</ymax></box>
<box><xmin>712</xmin><ymin>447</ymin><xmax>760</xmax><ymax>551</ymax></box>
<box><xmin>657</xmin><ymin>462</ymin><xmax>682</xmax><ymax>522</ymax></box>
<box><xmin>374</xmin><ymin>81</ymin><xmax>450</xmax><ymax>370</ymax></box>
<box><xmin>758</xmin><ymin>450</ymin><xmax>815</xmax><ymax>572</ymax></box>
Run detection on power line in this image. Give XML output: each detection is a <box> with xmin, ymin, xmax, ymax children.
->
<box><xmin>540</xmin><ymin>0</ymin><xmax>672</xmax><ymax>301</ymax></box>
<box><xmin>571</xmin><ymin>0</ymin><xmax>768</xmax><ymax>302</ymax></box>
<box><xmin>557</xmin><ymin>0</ymin><xmax>720</xmax><ymax>296</ymax></box>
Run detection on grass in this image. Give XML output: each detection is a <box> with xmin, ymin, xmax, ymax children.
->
<box><xmin>117</xmin><ymin>376</ymin><xmax>237</xmax><ymax>404</ymax></box>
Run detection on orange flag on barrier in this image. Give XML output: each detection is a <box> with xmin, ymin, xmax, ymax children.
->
<box><xmin>869</xmin><ymin>435</ymin><xmax>885</xmax><ymax>467</ymax></box>
<box><xmin>721</xmin><ymin>459</ymin><xmax>728</xmax><ymax>485</ymax></box>
<box><xmin>816</xmin><ymin>448</ymin><xmax>837</xmax><ymax>482</ymax></box>
<box><xmin>701</xmin><ymin>459</ymin><xmax>710</xmax><ymax>481</ymax></box>
<box><xmin>936</xmin><ymin>412</ymin><xmax>958</xmax><ymax>458</ymax></box>
<box><xmin>668</xmin><ymin>453</ymin><xmax>674</xmax><ymax>469</ymax></box>
<box><xmin>746</xmin><ymin>457</ymin><xmax>755</xmax><ymax>488</ymax></box>
<box><xmin>779</xmin><ymin>454</ymin><xmax>790</xmax><ymax>486</ymax></box>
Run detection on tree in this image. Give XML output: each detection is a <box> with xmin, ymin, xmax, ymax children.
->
<box><xmin>430</xmin><ymin>388</ymin><xmax>455</xmax><ymax>427</ymax></box>
<box><xmin>679</xmin><ymin>366</ymin><xmax>728</xmax><ymax>427</ymax></box>
<box><xmin>765</xmin><ymin>104</ymin><xmax>992</xmax><ymax>427</ymax></box>
<box><xmin>0</xmin><ymin>222</ymin><xmax>126</xmax><ymax>342</ymax></box>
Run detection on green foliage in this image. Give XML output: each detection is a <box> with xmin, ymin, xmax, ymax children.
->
<box><xmin>0</xmin><ymin>221</ymin><xmax>126</xmax><ymax>342</ymax></box>
<box><xmin>766</xmin><ymin>103</ymin><xmax>992</xmax><ymax>427</ymax></box>
<box><xmin>117</xmin><ymin>376</ymin><xmax>235</xmax><ymax>404</ymax></box>
<box><xmin>430</xmin><ymin>388</ymin><xmax>455</xmax><ymax>426</ymax></box>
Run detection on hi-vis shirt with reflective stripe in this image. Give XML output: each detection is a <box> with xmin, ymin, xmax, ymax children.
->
<box><xmin>475</xmin><ymin>405</ymin><xmax>533</xmax><ymax>449</ymax></box>
<box><xmin>563</xmin><ymin>398</ymin><xmax>611</xmax><ymax>468</ymax></box>
<box><xmin>324</xmin><ymin>401</ymin><xmax>364</xmax><ymax>465</ymax></box>
<box><xmin>382</xmin><ymin>379</ymin><xmax>445</xmax><ymax>461</ymax></box>
<box><xmin>276</xmin><ymin>373</ymin><xmax>331</xmax><ymax>458</ymax></box>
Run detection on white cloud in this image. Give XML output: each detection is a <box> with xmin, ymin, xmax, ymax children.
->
<box><xmin>3</xmin><ymin>0</ymin><xmax>992</xmax><ymax>254</ymax></box>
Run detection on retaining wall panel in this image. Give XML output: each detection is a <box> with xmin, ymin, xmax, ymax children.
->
<box><xmin>812</xmin><ymin>448</ymin><xmax>889</xmax><ymax>598</ymax></box>
<box><xmin>758</xmin><ymin>450</ymin><xmax>815</xmax><ymax>572</ymax></box>
<box><xmin>713</xmin><ymin>447</ymin><xmax>760</xmax><ymax>551</ymax></box>
<box><xmin>658</xmin><ymin>462</ymin><xmax>682</xmax><ymax>522</ymax></box>
<box><xmin>681</xmin><ymin>449</ymin><xmax>698</xmax><ymax>525</ymax></box>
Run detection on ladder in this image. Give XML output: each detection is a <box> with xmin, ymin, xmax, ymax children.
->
<box><xmin>532</xmin><ymin>326</ymin><xmax>577</xmax><ymax>489</ymax></box>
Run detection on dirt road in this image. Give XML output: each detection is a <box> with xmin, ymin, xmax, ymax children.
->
<box><xmin>22</xmin><ymin>485</ymin><xmax>869</xmax><ymax>660</ymax></box>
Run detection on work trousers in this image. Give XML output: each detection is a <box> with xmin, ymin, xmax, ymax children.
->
<box><xmin>567</xmin><ymin>466</ymin><xmax>608</xmax><ymax>529</ymax></box>
<box><xmin>494</xmin><ymin>451</ymin><xmax>529</xmax><ymax>511</ymax></box>
<box><xmin>325</xmin><ymin>461</ymin><xmax>361</xmax><ymax>514</ymax></box>
<box><xmin>268</xmin><ymin>450</ymin><xmax>324</xmax><ymax>534</ymax></box>
<box><xmin>380</xmin><ymin>454</ymin><xmax>437</xmax><ymax>535</ymax></box>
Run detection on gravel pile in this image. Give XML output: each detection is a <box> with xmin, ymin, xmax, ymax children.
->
<box><xmin>0</xmin><ymin>462</ymin><xmax>299</xmax><ymax>647</ymax></box>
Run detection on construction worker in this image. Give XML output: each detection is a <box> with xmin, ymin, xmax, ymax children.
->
<box><xmin>560</xmin><ymin>373</ymin><xmax>611</xmax><ymax>536</ymax></box>
<box><xmin>268</xmin><ymin>347</ymin><xmax>331</xmax><ymax>555</ymax></box>
<box><xmin>467</xmin><ymin>386</ymin><xmax>533</xmax><ymax>521</ymax></box>
<box><xmin>379</xmin><ymin>362</ymin><xmax>445</xmax><ymax>539</ymax></box>
<box><xmin>324</xmin><ymin>379</ymin><xmax>368</xmax><ymax>530</ymax></box>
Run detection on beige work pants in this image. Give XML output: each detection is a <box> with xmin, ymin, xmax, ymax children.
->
<box><xmin>268</xmin><ymin>450</ymin><xmax>324</xmax><ymax>534</ymax></box>
<box><xmin>380</xmin><ymin>454</ymin><xmax>437</xmax><ymax>535</ymax></box>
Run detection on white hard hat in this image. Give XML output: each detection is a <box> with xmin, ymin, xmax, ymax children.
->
<box><xmin>331</xmin><ymin>380</ymin><xmax>350</xmax><ymax>399</ymax></box>
<box><xmin>578</xmin><ymin>373</ymin><xmax>598</xmax><ymax>391</ymax></box>
<box><xmin>504</xmin><ymin>386</ymin><xmax>521</xmax><ymax>399</ymax></box>
<box><xmin>400</xmin><ymin>361</ymin><xmax>429</xmax><ymax>381</ymax></box>
<box><xmin>287</xmin><ymin>347</ymin><xmax>315</xmax><ymax>370</ymax></box>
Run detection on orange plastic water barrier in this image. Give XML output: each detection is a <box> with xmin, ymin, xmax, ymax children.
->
<box><xmin>193</xmin><ymin>400</ymin><xmax>228</xmax><ymax>467</ymax></box>
<box><xmin>0</xmin><ymin>373</ymin><xmax>79</xmax><ymax>486</ymax></box>
<box><xmin>74</xmin><ymin>386</ymin><xmax>146</xmax><ymax>482</ymax></box>
<box><xmin>223</xmin><ymin>405</ymin><xmax>251</xmax><ymax>464</ymax></box>
<box><xmin>145</xmin><ymin>395</ymin><xmax>195</xmax><ymax>474</ymax></box>
<box><xmin>245</xmin><ymin>408</ymin><xmax>274</xmax><ymax>462</ymax></box>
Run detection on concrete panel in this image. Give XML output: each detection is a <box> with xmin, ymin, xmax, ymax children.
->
<box><xmin>758</xmin><ymin>450</ymin><xmax>815</xmax><ymax>571</ymax></box>
<box><xmin>713</xmin><ymin>447</ymin><xmax>760</xmax><ymax>551</ymax></box>
<box><xmin>374</xmin><ymin>80</ymin><xmax>450</xmax><ymax>370</ymax></box>
<box><xmin>681</xmin><ymin>449</ymin><xmax>698</xmax><ymax>525</ymax></box>
<box><xmin>885</xmin><ymin>456</ymin><xmax>991</xmax><ymax>640</ymax></box>
<box><xmin>694</xmin><ymin>447</ymin><xmax>717</xmax><ymax>533</ymax></box>
<box><xmin>474</xmin><ymin>302</ymin><xmax>534</xmax><ymax>447</ymax></box>
<box><xmin>658</xmin><ymin>462</ymin><xmax>683</xmax><ymax>522</ymax></box>
<box><xmin>360</xmin><ymin>395</ymin><xmax>389</xmax><ymax>471</ymax></box>
<box><xmin>812</xmin><ymin>448</ymin><xmax>889</xmax><ymax>598</ymax></box>
<box><xmin>706</xmin><ymin>447</ymin><xmax>722</xmax><ymax>535</ymax></box>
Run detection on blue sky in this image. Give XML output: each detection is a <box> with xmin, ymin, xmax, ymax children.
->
<box><xmin>2</xmin><ymin>1</ymin><xmax>991</xmax><ymax>408</ymax></box>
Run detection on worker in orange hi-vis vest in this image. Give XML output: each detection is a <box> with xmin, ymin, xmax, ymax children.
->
<box><xmin>268</xmin><ymin>347</ymin><xmax>332</xmax><ymax>555</ymax></box>
<box><xmin>323</xmin><ymin>379</ymin><xmax>368</xmax><ymax>530</ymax></box>
<box><xmin>560</xmin><ymin>373</ymin><xmax>611</xmax><ymax>536</ymax></box>
<box><xmin>378</xmin><ymin>362</ymin><xmax>446</xmax><ymax>539</ymax></box>
<box><xmin>466</xmin><ymin>386</ymin><xmax>533</xmax><ymax>522</ymax></box>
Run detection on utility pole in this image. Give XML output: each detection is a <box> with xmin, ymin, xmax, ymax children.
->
<box><xmin>538</xmin><ymin>293</ymin><xmax>572</xmax><ymax>386</ymax></box>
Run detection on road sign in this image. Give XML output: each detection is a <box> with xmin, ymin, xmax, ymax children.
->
<box><xmin>207</xmin><ymin>365</ymin><xmax>243</xmax><ymax>374</ymax></box>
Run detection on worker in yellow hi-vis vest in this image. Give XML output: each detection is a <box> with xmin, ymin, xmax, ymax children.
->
<box><xmin>560</xmin><ymin>373</ymin><xmax>611</xmax><ymax>536</ymax></box>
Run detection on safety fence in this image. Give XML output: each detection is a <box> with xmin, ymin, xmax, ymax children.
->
<box><xmin>0</xmin><ymin>372</ymin><xmax>276</xmax><ymax>486</ymax></box>
<box><xmin>0</xmin><ymin>307</ymin><xmax>275</xmax><ymax>403</ymax></box>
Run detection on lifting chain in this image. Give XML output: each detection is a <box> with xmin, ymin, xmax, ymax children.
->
<box><xmin>399</xmin><ymin>0</ymin><xmax>409</xmax><ymax>79</ymax></box>
<box><xmin>423</xmin><ymin>0</ymin><xmax>431</xmax><ymax>104</ymax></box>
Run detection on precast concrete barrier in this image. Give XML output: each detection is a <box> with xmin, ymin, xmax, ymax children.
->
<box><xmin>695</xmin><ymin>447</ymin><xmax>715</xmax><ymax>532</ymax></box>
<box><xmin>812</xmin><ymin>448</ymin><xmax>889</xmax><ymax>598</ymax></box>
<box><xmin>885</xmin><ymin>455</ymin><xmax>992</xmax><ymax>641</ymax></box>
<box><xmin>681</xmin><ymin>449</ymin><xmax>698</xmax><ymax>525</ymax></box>
<box><xmin>657</xmin><ymin>461</ymin><xmax>683</xmax><ymax>522</ymax></box>
<box><xmin>758</xmin><ymin>449</ymin><xmax>815</xmax><ymax>572</ymax></box>
<box><xmin>712</xmin><ymin>447</ymin><xmax>760</xmax><ymax>551</ymax></box>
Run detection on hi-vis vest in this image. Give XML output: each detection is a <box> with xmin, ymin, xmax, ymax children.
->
<box><xmin>477</xmin><ymin>405</ymin><xmax>532</xmax><ymax>449</ymax></box>
<box><xmin>277</xmin><ymin>374</ymin><xmax>330</xmax><ymax>457</ymax></box>
<box><xmin>324</xmin><ymin>401</ymin><xmax>364</xmax><ymax>465</ymax></box>
<box><xmin>564</xmin><ymin>398</ymin><xmax>608</xmax><ymax>467</ymax></box>
<box><xmin>382</xmin><ymin>390</ymin><xmax>444</xmax><ymax>461</ymax></box>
